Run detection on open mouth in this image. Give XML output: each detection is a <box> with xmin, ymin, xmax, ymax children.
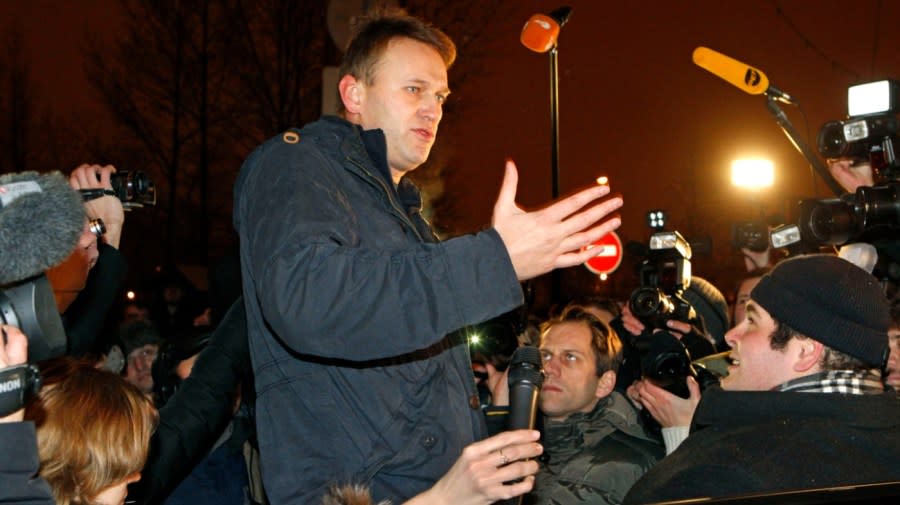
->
<box><xmin>726</xmin><ymin>354</ymin><xmax>740</xmax><ymax>366</ymax></box>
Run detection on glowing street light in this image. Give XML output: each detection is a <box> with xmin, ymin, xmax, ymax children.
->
<box><xmin>731</xmin><ymin>159</ymin><xmax>774</xmax><ymax>190</ymax></box>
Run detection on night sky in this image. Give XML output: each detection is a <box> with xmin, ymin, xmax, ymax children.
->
<box><xmin>4</xmin><ymin>0</ymin><xmax>899</xmax><ymax>301</ymax></box>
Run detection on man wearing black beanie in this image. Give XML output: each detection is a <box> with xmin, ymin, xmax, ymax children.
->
<box><xmin>625</xmin><ymin>254</ymin><xmax>900</xmax><ymax>504</ymax></box>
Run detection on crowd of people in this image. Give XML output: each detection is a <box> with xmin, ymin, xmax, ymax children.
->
<box><xmin>2</xmin><ymin>7</ymin><xmax>900</xmax><ymax>505</ymax></box>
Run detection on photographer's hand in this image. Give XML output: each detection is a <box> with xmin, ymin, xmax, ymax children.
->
<box><xmin>828</xmin><ymin>158</ymin><xmax>874</xmax><ymax>193</ymax></box>
<box><xmin>741</xmin><ymin>246</ymin><xmax>771</xmax><ymax>272</ymax></box>
<box><xmin>69</xmin><ymin>164</ymin><xmax>125</xmax><ymax>249</ymax></box>
<box><xmin>664</xmin><ymin>319</ymin><xmax>692</xmax><ymax>338</ymax></box>
<box><xmin>0</xmin><ymin>326</ymin><xmax>29</xmax><ymax>423</ymax></box>
<box><xmin>631</xmin><ymin>376</ymin><xmax>700</xmax><ymax>428</ymax></box>
<box><xmin>492</xmin><ymin>160</ymin><xmax>623</xmax><ymax>281</ymax></box>
<box><xmin>665</xmin><ymin>319</ymin><xmax>718</xmax><ymax>360</ymax></box>
<box><xmin>620</xmin><ymin>303</ymin><xmax>646</xmax><ymax>337</ymax></box>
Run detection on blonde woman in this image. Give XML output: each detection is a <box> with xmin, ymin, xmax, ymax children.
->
<box><xmin>25</xmin><ymin>358</ymin><xmax>158</xmax><ymax>505</ymax></box>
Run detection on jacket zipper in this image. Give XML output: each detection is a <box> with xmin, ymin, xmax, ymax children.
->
<box><xmin>347</xmin><ymin>156</ymin><xmax>426</xmax><ymax>242</ymax></box>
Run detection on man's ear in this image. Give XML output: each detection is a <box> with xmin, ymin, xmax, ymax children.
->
<box><xmin>339</xmin><ymin>74</ymin><xmax>364</xmax><ymax>115</ymax></box>
<box><xmin>793</xmin><ymin>337</ymin><xmax>824</xmax><ymax>374</ymax></box>
<box><xmin>595</xmin><ymin>369</ymin><xmax>616</xmax><ymax>399</ymax></box>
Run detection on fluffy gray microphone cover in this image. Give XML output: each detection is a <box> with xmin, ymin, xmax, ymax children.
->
<box><xmin>0</xmin><ymin>171</ymin><xmax>86</xmax><ymax>285</ymax></box>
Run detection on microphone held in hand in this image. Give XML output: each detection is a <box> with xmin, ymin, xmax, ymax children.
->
<box><xmin>507</xmin><ymin>346</ymin><xmax>544</xmax><ymax>431</ymax></box>
<box><xmin>692</xmin><ymin>46</ymin><xmax>796</xmax><ymax>105</ymax></box>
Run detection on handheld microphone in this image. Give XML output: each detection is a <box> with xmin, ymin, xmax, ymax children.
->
<box><xmin>692</xmin><ymin>46</ymin><xmax>796</xmax><ymax>105</ymax></box>
<box><xmin>507</xmin><ymin>346</ymin><xmax>544</xmax><ymax>431</ymax></box>
<box><xmin>520</xmin><ymin>6</ymin><xmax>572</xmax><ymax>53</ymax></box>
<box><xmin>0</xmin><ymin>171</ymin><xmax>85</xmax><ymax>285</ymax></box>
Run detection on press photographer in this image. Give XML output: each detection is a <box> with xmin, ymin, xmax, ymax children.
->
<box><xmin>48</xmin><ymin>164</ymin><xmax>130</xmax><ymax>357</ymax></box>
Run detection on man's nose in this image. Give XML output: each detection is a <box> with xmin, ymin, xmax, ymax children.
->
<box><xmin>724</xmin><ymin>325</ymin><xmax>741</xmax><ymax>348</ymax></box>
<box><xmin>420</xmin><ymin>97</ymin><xmax>441</xmax><ymax>123</ymax></box>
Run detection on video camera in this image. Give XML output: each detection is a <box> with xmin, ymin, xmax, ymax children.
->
<box><xmin>783</xmin><ymin>80</ymin><xmax>900</xmax><ymax>248</ymax></box>
<box><xmin>0</xmin><ymin>171</ymin><xmax>85</xmax><ymax>416</ymax></box>
<box><xmin>0</xmin><ymin>275</ymin><xmax>68</xmax><ymax>362</ymax></box>
<box><xmin>731</xmin><ymin>220</ymin><xmax>769</xmax><ymax>252</ymax></box>
<box><xmin>80</xmin><ymin>170</ymin><xmax>156</xmax><ymax>209</ymax></box>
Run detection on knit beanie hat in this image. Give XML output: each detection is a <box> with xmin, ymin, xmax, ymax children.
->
<box><xmin>750</xmin><ymin>254</ymin><xmax>890</xmax><ymax>367</ymax></box>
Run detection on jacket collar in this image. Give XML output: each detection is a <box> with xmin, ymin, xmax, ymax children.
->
<box><xmin>324</xmin><ymin>115</ymin><xmax>424</xmax><ymax>214</ymax></box>
<box><xmin>543</xmin><ymin>391</ymin><xmax>656</xmax><ymax>449</ymax></box>
<box><xmin>693</xmin><ymin>386</ymin><xmax>900</xmax><ymax>432</ymax></box>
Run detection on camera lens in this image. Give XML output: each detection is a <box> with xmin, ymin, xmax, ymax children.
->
<box><xmin>857</xmin><ymin>183</ymin><xmax>900</xmax><ymax>228</ymax></box>
<box><xmin>630</xmin><ymin>288</ymin><xmax>666</xmax><ymax>319</ymax></box>
<box><xmin>651</xmin><ymin>353</ymin><xmax>690</xmax><ymax>383</ymax></box>
<box><xmin>807</xmin><ymin>199</ymin><xmax>858</xmax><ymax>244</ymax></box>
<box><xmin>818</xmin><ymin>120</ymin><xmax>848</xmax><ymax>159</ymax></box>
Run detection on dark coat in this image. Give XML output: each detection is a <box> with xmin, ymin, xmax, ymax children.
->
<box><xmin>233</xmin><ymin>116</ymin><xmax>524</xmax><ymax>504</ymax></box>
<box><xmin>0</xmin><ymin>422</ymin><xmax>55</xmax><ymax>505</ymax></box>
<box><xmin>63</xmin><ymin>243</ymin><xmax>127</xmax><ymax>356</ymax></box>
<box><xmin>128</xmin><ymin>298</ymin><xmax>250</xmax><ymax>505</ymax></box>
<box><xmin>527</xmin><ymin>391</ymin><xmax>663</xmax><ymax>505</ymax></box>
<box><xmin>624</xmin><ymin>387</ymin><xmax>900</xmax><ymax>504</ymax></box>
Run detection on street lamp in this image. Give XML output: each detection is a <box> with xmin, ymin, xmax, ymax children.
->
<box><xmin>731</xmin><ymin>159</ymin><xmax>775</xmax><ymax>266</ymax></box>
<box><xmin>731</xmin><ymin>159</ymin><xmax>774</xmax><ymax>190</ymax></box>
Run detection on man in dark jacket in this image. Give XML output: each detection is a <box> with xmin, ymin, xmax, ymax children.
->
<box><xmin>488</xmin><ymin>307</ymin><xmax>662</xmax><ymax>504</ymax></box>
<box><xmin>233</xmin><ymin>10</ymin><xmax>624</xmax><ymax>505</ymax></box>
<box><xmin>625</xmin><ymin>254</ymin><xmax>900</xmax><ymax>504</ymax></box>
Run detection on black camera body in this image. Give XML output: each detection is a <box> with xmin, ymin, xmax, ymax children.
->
<box><xmin>629</xmin><ymin>231</ymin><xmax>696</xmax><ymax>330</ymax></box>
<box><xmin>802</xmin><ymin>109</ymin><xmax>900</xmax><ymax>245</ymax></box>
<box><xmin>731</xmin><ymin>220</ymin><xmax>769</xmax><ymax>252</ymax></box>
<box><xmin>0</xmin><ymin>275</ymin><xmax>67</xmax><ymax>362</ymax></box>
<box><xmin>80</xmin><ymin>171</ymin><xmax>157</xmax><ymax>208</ymax></box>
<box><xmin>110</xmin><ymin>171</ymin><xmax>156</xmax><ymax>207</ymax></box>
<box><xmin>639</xmin><ymin>330</ymin><xmax>719</xmax><ymax>399</ymax></box>
<box><xmin>817</xmin><ymin>114</ymin><xmax>899</xmax><ymax>165</ymax></box>
<box><xmin>797</xmin><ymin>182</ymin><xmax>900</xmax><ymax>246</ymax></box>
<box><xmin>776</xmin><ymin>80</ymin><xmax>900</xmax><ymax>252</ymax></box>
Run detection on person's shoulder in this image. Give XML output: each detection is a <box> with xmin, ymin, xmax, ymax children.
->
<box><xmin>238</xmin><ymin>120</ymin><xmax>343</xmax><ymax>183</ymax></box>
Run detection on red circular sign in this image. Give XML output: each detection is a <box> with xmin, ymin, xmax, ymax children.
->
<box><xmin>583</xmin><ymin>231</ymin><xmax>623</xmax><ymax>275</ymax></box>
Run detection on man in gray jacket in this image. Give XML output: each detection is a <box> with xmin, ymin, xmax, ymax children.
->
<box><xmin>485</xmin><ymin>307</ymin><xmax>662</xmax><ymax>504</ymax></box>
<box><xmin>233</xmin><ymin>10</ymin><xmax>623</xmax><ymax>504</ymax></box>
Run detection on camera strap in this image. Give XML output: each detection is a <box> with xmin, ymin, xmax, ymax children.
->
<box><xmin>0</xmin><ymin>363</ymin><xmax>41</xmax><ymax>417</ymax></box>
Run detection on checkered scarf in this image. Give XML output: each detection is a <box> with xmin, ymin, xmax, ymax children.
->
<box><xmin>776</xmin><ymin>369</ymin><xmax>884</xmax><ymax>395</ymax></box>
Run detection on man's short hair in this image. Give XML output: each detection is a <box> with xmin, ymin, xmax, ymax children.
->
<box><xmin>769</xmin><ymin>318</ymin><xmax>871</xmax><ymax>372</ymax></box>
<box><xmin>567</xmin><ymin>296</ymin><xmax>622</xmax><ymax>320</ymax></box>
<box><xmin>540</xmin><ymin>306</ymin><xmax>623</xmax><ymax>376</ymax></box>
<box><xmin>336</xmin><ymin>10</ymin><xmax>456</xmax><ymax>114</ymax></box>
